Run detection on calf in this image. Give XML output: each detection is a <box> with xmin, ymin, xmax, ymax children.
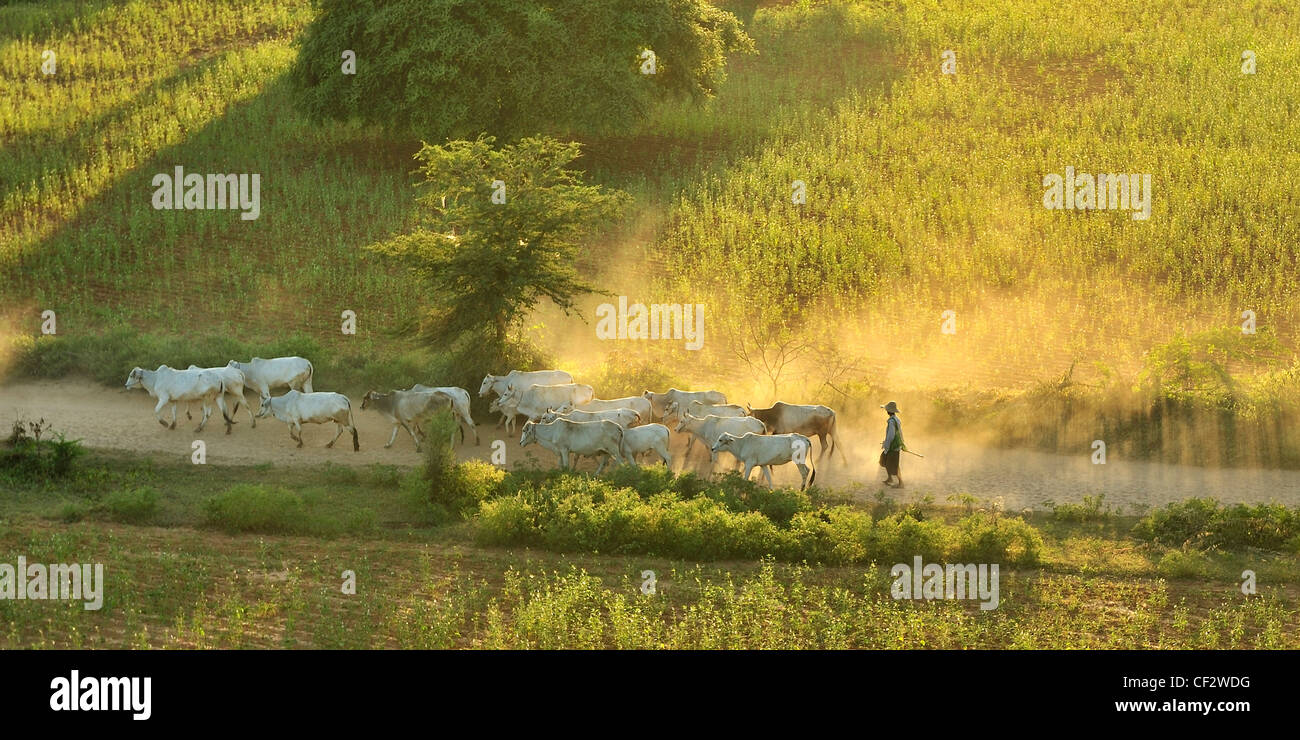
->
<box><xmin>620</xmin><ymin>423</ymin><xmax>672</xmax><ymax>468</ymax></box>
<box><xmin>712</xmin><ymin>432</ymin><xmax>816</xmax><ymax>490</ymax></box>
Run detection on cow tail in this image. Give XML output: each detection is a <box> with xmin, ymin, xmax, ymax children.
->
<box><xmin>304</xmin><ymin>361</ymin><xmax>315</xmax><ymax>393</ymax></box>
<box><xmin>831</xmin><ymin>411</ymin><xmax>846</xmax><ymax>462</ymax></box>
<box><xmin>219</xmin><ymin>378</ymin><xmax>236</xmax><ymax>425</ymax></box>
<box><xmin>348</xmin><ymin>399</ymin><xmax>359</xmax><ymax>451</ymax></box>
<box><xmin>619</xmin><ymin>428</ymin><xmax>631</xmax><ymax>465</ymax></box>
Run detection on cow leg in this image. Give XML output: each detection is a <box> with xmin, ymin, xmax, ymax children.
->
<box><xmin>594</xmin><ymin>454</ymin><xmax>607</xmax><ymax>475</ymax></box>
<box><xmin>761</xmin><ymin>465</ymin><xmax>774</xmax><ymax>487</ymax></box>
<box><xmin>385</xmin><ymin>423</ymin><xmax>400</xmax><ymax>448</ymax></box>
<box><xmin>401</xmin><ymin>421</ymin><xmax>421</xmax><ymax>448</ymax></box>
<box><xmin>151</xmin><ymin>397</ymin><xmax>169</xmax><ymax>428</ymax></box>
<box><xmin>168</xmin><ymin>401</ymin><xmax>179</xmax><ymax>430</ymax></box>
<box><xmin>195</xmin><ymin>401</ymin><xmax>211</xmax><ymax>432</ymax></box>
<box><xmin>797</xmin><ymin>463</ymin><xmax>810</xmax><ymax>490</ymax></box>
<box><xmin>293</xmin><ymin>422</ymin><xmax>304</xmax><ymax>448</ymax></box>
<box><xmin>559</xmin><ymin>450</ymin><xmax>571</xmax><ymax>470</ymax></box>
<box><xmin>327</xmin><ymin>421</ymin><xmax>345</xmax><ymax>448</ymax></box>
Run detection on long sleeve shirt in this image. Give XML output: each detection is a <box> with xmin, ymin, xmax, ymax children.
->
<box><xmin>882</xmin><ymin>414</ymin><xmax>903</xmax><ymax>452</ymax></box>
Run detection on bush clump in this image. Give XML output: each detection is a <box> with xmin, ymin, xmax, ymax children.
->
<box><xmin>1133</xmin><ymin>498</ymin><xmax>1300</xmax><ymax>552</ymax></box>
<box><xmin>103</xmin><ymin>486</ymin><xmax>159</xmax><ymax>524</ymax></box>
<box><xmin>203</xmin><ymin>484</ymin><xmax>305</xmax><ymax>535</ymax></box>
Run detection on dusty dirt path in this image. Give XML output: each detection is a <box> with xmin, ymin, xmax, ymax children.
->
<box><xmin>2</xmin><ymin>380</ymin><xmax>1298</xmax><ymax>512</ymax></box>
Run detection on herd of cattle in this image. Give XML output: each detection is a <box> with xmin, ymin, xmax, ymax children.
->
<box><xmin>123</xmin><ymin>360</ymin><xmax>845</xmax><ymax>489</ymax></box>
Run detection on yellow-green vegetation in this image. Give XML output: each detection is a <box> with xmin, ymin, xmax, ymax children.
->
<box><xmin>0</xmin><ymin>442</ymin><xmax>1296</xmax><ymax>648</ymax></box>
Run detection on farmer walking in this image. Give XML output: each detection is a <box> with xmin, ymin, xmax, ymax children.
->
<box><xmin>879</xmin><ymin>401</ymin><xmax>905</xmax><ymax>488</ymax></box>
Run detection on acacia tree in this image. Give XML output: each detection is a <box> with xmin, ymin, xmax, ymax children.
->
<box><xmin>291</xmin><ymin>0</ymin><xmax>753</xmax><ymax>141</ymax></box>
<box><xmin>367</xmin><ymin>136</ymin><xmax>626</xmax><ymax>349</ymax></box>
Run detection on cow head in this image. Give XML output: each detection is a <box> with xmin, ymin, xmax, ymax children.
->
<box><xmin>256</xmin><ymin>395</ymin><xmax>273</xmax><ymax>418</ymax></box>
<box><xmin>478</xmin><ymin>374</ymin><xmax>497</xmax><ymax>397</ymax></box>
<box><xmin>519</xmin><ymin>421</ymin><xmax>537</xmax><ymax>447</ymax></box>
<box><xmin>539</xmin><ymin>409</ymin><xmax>561</xmax><ymax>424</ymax></box>
<box><xmin>360</xmin><ymin>391</ymin><xmax>377</xmax><ymax>410</ymax></box>
<box><xmin>711</xmin><ymin>433</ymin><xmax>738</xmax><ymax>455</ymax></box>
<box><xmin>124</xmin><ymin>367</ymin><xmax>144</xmax><ymax>389</ymax></box>
<box><xmin>673</xmin><ymin>413</ymin><xmax>696</xmax><ymax>433</ymax></box>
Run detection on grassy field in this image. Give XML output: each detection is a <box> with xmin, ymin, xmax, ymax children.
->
<box><xmin>0</xmin><ymin>440</ymin><xmax>1296</xmax><ymax>649</ymax></box>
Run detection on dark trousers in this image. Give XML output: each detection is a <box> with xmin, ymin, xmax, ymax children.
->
<box><xmin>880</xmin><ymin>450</ymin><xmax>901</xmax><ymax>477</ymax></box>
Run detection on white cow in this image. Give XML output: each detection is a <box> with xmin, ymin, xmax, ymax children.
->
<box><xmin>621</xmin><ymin>423</ymin><xmax>672</xmax><ymax>467</ymax></box>
<box><xmin>478</xmin><ymin>369</ymin><xmax>573</xmax><ymax>399</ymax></box>
<box><xmin>184</xmin><ymin>364</ymin><xmax>255</xmax><ymax>426</ymax></box>
<box><xmin>409</xmin><ymin>384</ymin><xmax>478</xmax><ymax>445</ymax></box>
<box><xmin>125</xmin><ymin>365</ymin><xmax>234</xmax><ymax>433</ymax></box>
<box><xmin>361</xmin><ymin>389</ymin><xmax>456</xmax><ymax>451</ymax></box>
<box><xmin>712</xmin><ymin>432</ymin><xmax>816</xmax><ymax>490</ymax></box>
<box><xmin>670</xmin><ymin>400</ymin><xmax>747</xmax><ymax>420</ymax></box>
<box><xmin>502</xmin><ymin>383</ymin><xmax>595</xmax><ymax>422</ymax></box>
<box><xmin>520</xmin><ymin>418</ymin><xmax>625</xmax><ymax>474</ymax></box>
<box><xmin>257</xmin><ymin>390</ymin><xmax>358</xmax><ymax>451</ymax></box>
<box><xmin>489</xmin><ymin>395</ymin><xmax>522</xmax><ymax>434</ymax></box>
<box><xmin>643</xmin><ymin>388</ymin><xmax>727</xmax><ymax>422</ymax></box>
<box><xmin>575</xmin><ymin>396</ymin><xmax>653</xmax><ymax>425</ymax></box>
<box><xmin>674</xmin><ymin>413</ymin><xmax>766</xmax><ymax>468</ymax></box>
<box><xmin>228</xmin><ymin>357</ymin><xmax>314</xmax><ymax>399</ymax></box>
<box><xmin>539</xmin><ymin>407</ymin><xmax>639</xmax><ymax>428</ymax></box>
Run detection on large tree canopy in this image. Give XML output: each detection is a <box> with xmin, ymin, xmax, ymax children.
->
<box><xmin>366</xmin><ymin>136</ymin><xmax>627</xmax><ymax>348</ymax></box>
<box><xmin>290</xmin><ymin>0</ymin><xmax>753</xmax><ymax>141</ymax></box>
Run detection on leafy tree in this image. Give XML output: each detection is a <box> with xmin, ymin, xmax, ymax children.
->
<box><xmin>290</xmin><ymin>0</ymin><xmax>753</xmax><ymax>141</ymax></box>
<box><xmin>367</xmin><ymin>135</ymin><xmax>627</xmax><ymax>349</ymax></box>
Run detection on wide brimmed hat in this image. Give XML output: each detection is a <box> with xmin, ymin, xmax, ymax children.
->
<box><xmin>880</xmin><ymin>401</ymin><xmax>899</xmax><ymax>414</ymax></box>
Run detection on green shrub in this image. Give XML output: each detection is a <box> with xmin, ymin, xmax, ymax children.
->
<box><xmin>54</xmin><ymin>501</ymin><xmax>88</xmax><ymax>523</ymax></box>
<box><xmin>1047</xmin><ymin>494</ymin><xmax>1116</xmax><ymax>524</ymax></box>
<box><xmin>0</xmin><ymin>419</ymin><xmax>85</xmax><ymax>482</ymax></box>
<box><xmin>1134</xmin><ymin>498</ymin><xmax>1300</xmax><ymax>552</ymax></box>
<box><xmin>103</xmin><ymin>487</ymin><xmax>159</xmax><ymax>524</ymax></box>
<box><xmin>1156</xmin><ymin>549</ymin><xmax>1209</xmax><ymax>579</ymax></box>
<box><xmin>955</xmin><ymin>513</ymin><xmax>1042</xmax><ymax>567</ymax></box>
<box><xmin>202</xmin><ymin>484</ymin><xmax>305</xmax><ymax>535</ymax></box>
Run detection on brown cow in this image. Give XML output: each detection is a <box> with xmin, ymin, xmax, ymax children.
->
<box><xmin>745</xmin><ymin>402</ymin><xmax>845</xmax><ymax>463</ymax></box>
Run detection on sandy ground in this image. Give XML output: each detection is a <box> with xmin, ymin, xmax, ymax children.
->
<box><xmin>2</xmin><ymin>379</ymin><xmax>1298</xmax><ymax>512</ymax></box>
